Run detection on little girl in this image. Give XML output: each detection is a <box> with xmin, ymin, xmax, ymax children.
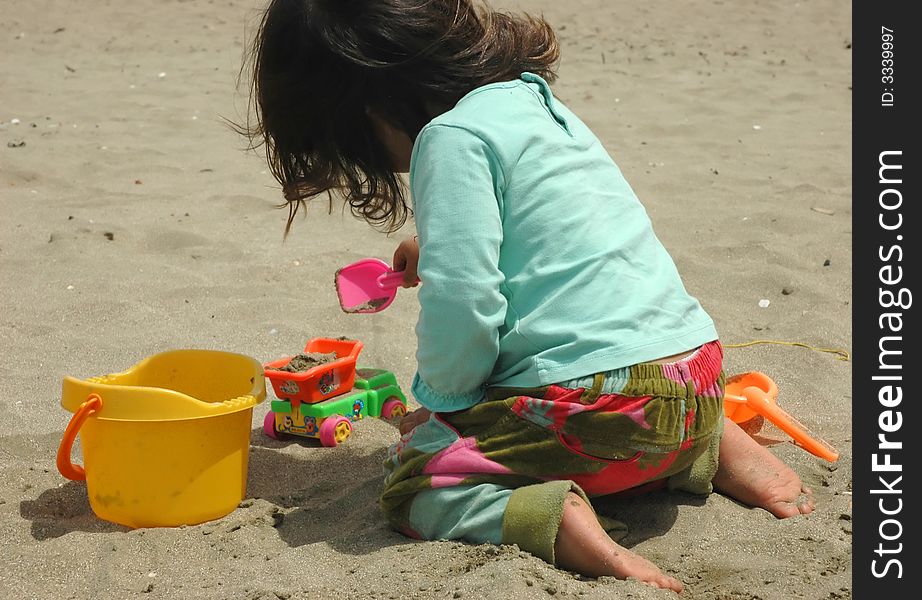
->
<box><xmin>244</xmin><ymin>0</ymin><xmax>814</xmax><ymax>592</ymax></box>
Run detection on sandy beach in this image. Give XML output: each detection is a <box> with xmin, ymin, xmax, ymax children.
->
<box><xmin>1</xmin><ymin>1</ymin><xmax>851</xmax><ymax>598</ymax></box>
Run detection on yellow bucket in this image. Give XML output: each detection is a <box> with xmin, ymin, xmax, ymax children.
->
<box><xmin>57</xmin><ymin>350</ymin><xmax>266</xmax><ymax>528</ymax></box>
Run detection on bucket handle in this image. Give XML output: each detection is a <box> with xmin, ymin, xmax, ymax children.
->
<box><xmin>57</xmin><ymin>393</ymin><xmax>102</xmax><ymax>481</ymax></box>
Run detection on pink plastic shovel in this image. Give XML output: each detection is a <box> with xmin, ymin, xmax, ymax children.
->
<box><xmin>335</xmin><ymin>258</ymin><xmax>413</xmax><ymax>314</ymax></box>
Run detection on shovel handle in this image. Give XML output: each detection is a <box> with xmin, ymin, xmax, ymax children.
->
<box><xmin>377</xmin><ymin>270</ymin><xmax>420</xmax><ymax>290</ymax></box>
<box><xmin>744</xmin><ymin>388</ymin><xmax>839</xmax><ymax>462</ymax></box>
<box><xmin>57</xmin><ymin>393</ymin><xmax>103</xmax><ymax>481</ymax></box>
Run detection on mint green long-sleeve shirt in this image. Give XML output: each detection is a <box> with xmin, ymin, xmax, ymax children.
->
<box><xmin>409</xmin><ymin>72</ymin><xmax>718</xmax><ymax>412</ymax></box>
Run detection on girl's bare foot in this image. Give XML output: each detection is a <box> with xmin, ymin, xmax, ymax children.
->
<box><xmin>713</xmin><ymin>417</ymin><xmax>815</xmax><ymax>518</ymax></box>
<box><xmin>555</xmin><ymin>492</ymin><xmax>683</xmax><ymax>593</ymax></box>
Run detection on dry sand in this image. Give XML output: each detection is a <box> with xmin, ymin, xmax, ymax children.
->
<box><xmin>0</xmin><ymin>1</ymin><xmax>851</xmax><ymax>598</ymax></box>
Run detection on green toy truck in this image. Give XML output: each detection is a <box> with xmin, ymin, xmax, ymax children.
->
<box><xmin>262</xmin><ymin>338</ymin><xmax>408</xmax><ymax>446</ymax></box>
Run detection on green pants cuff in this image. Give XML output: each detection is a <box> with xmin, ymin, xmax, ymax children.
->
<box><xmin>501</xmin><ymin>480</ymin><xmax>591</xmax><ymax>565</ymax></box>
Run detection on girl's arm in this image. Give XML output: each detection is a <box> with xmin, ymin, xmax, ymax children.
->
<box><xmin>409</xmin><ymin>124</ymin><xmax>507</xmax><ymax>412</ymax></box>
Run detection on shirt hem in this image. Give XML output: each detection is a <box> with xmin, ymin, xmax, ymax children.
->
<box><xmin>499</xmin><ymin>322</ymin><xmax>720</xmax><ymax>389</ymax></box>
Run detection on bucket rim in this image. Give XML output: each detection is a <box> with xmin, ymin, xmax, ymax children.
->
<box><xmin>61</xmin><ymin>348</ymin><xmax>267</xmax><ymax>420</ymax></box>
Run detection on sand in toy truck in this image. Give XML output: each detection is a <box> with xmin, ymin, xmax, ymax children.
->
<box><xmin>263</xmin><ymin>338</ymin><xmax>408</xmax><ymax>447</ymax></box>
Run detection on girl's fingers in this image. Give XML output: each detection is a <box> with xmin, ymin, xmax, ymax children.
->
<box><xmin>393</xmin><ymin>237</ymin><xmax>417</xmax><ymax>276</ymax></box>
<box><xmin>398</xmin><ymin>412</ymin><xmax>420</xmax><ymax>435</ymax></box>
<box><xmin>395</xmin><ymin>237</ymin><xmax>420</xmax><ymax>288</ymax></box>
<box><xmin>402</xmin><ymin>265</ymin><xmax>419</xmax><ymax>287</ymax></box>
<box><xmin>393</xmin><ymin>249</ymin><xmax>407</xmax><ymax>272</ymax></box>
<box><xmin>398</xmin><ymin>408</ymin><xmax>431</xmax><ymax>434</ymax></box>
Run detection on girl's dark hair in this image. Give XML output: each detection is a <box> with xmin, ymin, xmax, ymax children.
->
<box><xmin>240</xmin><ymin>0</ymin><xmax>559</xmax><ymax>234</ymax></box>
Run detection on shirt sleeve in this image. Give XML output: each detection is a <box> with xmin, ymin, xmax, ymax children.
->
<box><xmin>409</xmin><ymin>124</ymin><xmax>507</xmax><ymax>412</ymax></box>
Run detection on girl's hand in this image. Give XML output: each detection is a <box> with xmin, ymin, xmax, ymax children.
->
<box><xmin>392</xmin><ymin>236</ymin><xmax>421</xmax><ymax>288</ymax></box>
<box><xmin>398</xmin><ymin>407</ymin><xmax>432</xmax><ymax>435</ymax></box>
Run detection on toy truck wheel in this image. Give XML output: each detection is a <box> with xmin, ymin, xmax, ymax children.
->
<box><xmin>319</xmin><ymin>416</ymin><xmax>352</xmax><ymax>447</ymax></box>
<box><xmin>381</xmin><ymin>398</ymin><xmax>407</xmax><ymax>422</ymax></box>
<box><xmin>263</xmin><ymin>411</ymin><xmax>279</xmax><ymax>439</ymax></box>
